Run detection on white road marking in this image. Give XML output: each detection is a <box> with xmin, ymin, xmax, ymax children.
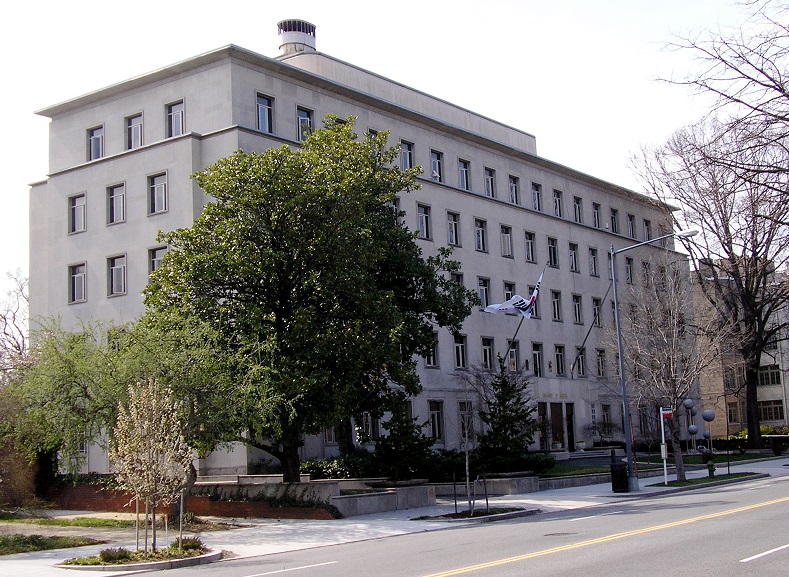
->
<box><xmin>246</xmin><ymin>561</ymin><xmax>338</xmax><ymax>575</ymax></box>
<box><xmin>740</xmin><ymin>543</ymin><xmax>789</xmax><ymax>562</ymax></box>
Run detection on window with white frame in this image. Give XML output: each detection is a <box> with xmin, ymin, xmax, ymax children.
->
<box><xmin>758</xmin><ymin>365</ymin><xmax>782</xmax><ymax>386</ymax></box>
<box><xmin>447</xmin><ymin>212</ymin><xmax>460</xmax><ymax>246</ymax></box>
<box><xmin>482</xmin><ymin>337</ymin><xmax>494</xmax><ymax>370</ymax></box>
<box><xmin>361</xmin><ymin>412</ymin><xmax>380</xmax><ymax>441</ymax></box>
<box><xmin>450</xmin><ymin>272</ymin><xmax>464</xmax><ymax>286</ymax></box>
<box><xmin>532</xmin><ymin>182</ymin><xmax>543</xmax><ymax>211</ymax></box>
<box><xmin>758</xmin><ymin>400</ymin><xmax>785</xmax><ymax>421</ymax></box>
<box><xmin>589</xmin><ymin>248</ymin><xmax>599</xmax><ymax>276</ymax></box>
<box><xmin>500</xmin><ymin>225</ymin><xmax>513</xmax><ymax>257</ymax></box>
<box><xmin>108</xmin><ymin>255</ymin><xmax>127</xmax><ymax>296</ymax></box>
<box><xmin>507</xmin><ymin>340</ymin><xmax>519</xmax><ymax>371</ymax></box>
<box><xmin>555</xmin><ymin>345</ymin><xmax>566</xmax><ymax>375</ymax></box>
<box><xmin>643</xmin><ymin>219</ymin><xmax>652</xmax><ymax>241</ymax></box>
<box><xmin>592</xmin><ymin>297</ymin><xmax>602</xmax><ymax>327</ymax></box>
<box><xmin>149</xmin><ymin>246</ymin><xmax>167</xmax><ymax>274</ymax></box>
<box><xmin>625</xmin><ymin>257</ymin><xmax>633</xmax><ymax>284</ymax></box>
<box><xmin>532</xmin><ymin>343</ymin><xmax>543</xmax><ymax>377</ymax></box>
<box><xmin>569</xmin><ymin>243</ymin><xmax>579</xmax><ymax>272</ymax></box>
<box><xmin>478</xmin><ymin>277</ymin><xmax>490</xmax><ymax>308</ymax></box>
<box><xmin>431</xmin><ymin>150</ymin><xmax>443</xmax><ymax>182</ymax></box>
<box><xmin>296</xmin><ymin>107</ymin><xmax>312</xmax><ymax>141</ymax></box>
<box><xmin>454</xmin><ymin>334</ymin><xmax>468</xmax><ymax>368</ymax></box>
<box><xmin>504</xmin><ymin>281</ymin><xmax>515</xmax><ymax>302</ymax></box>
<box><xmin>458</xmin><ymin>400</ymin><xmax>474</xmax><ymax>442</ymax></box>
<box><xmin>257</xmin><ymin>93</ymin><xmax>273</xmax><ymax>133</ymax></box>
<box><xmin>525</xmin><ymin>231</ymin><xmax>536</xmax><ymax>263</ymax></box>
<box><xmin>551</xmin><ymin>291</ymin><xmax>562</xmax><ymax>321</ymax></box>
<box><xmin>576</xmin><ymin>347</ymin><xmax>586</xmax><ymax>377</ymax></box>
<box><xmin>69</xmin><ymin>263</ymin><xmax>86</xmax><ymax>303</ymax></box>
<box><xmin>509</xmin><ymin>175</ymin><xmax>520</xmax><ymax>204</ymax></box>
<box><xmin>596</xmin><ymin>349</ymin><xmax>606</xmax><ymax>377</ymax></box>
<box><xmin>602</xmin><ymin>403</ymin><xmax>612</xmax><ymax>423</ymax></box>
<box><xmin>553</xmin><ymin>189</ymin><xmax>563</xmax><ymax>217</ymax></box>
<box><xmin>572</xmin><ymin>294</ymin><xmax>583</xmax><ymax>324</ymax></box>
<box><xmin>107</xmin><ymin>184</ymin><xmax>125</xmax><ymax>224</ymax></box>
<box><xmin>417</xmin><ymin>204</ymin><xmax>431</xmax><ymax>239</ymax></box>
<box><xmin>458</xmin><ymin>159</ymin><xmax>470</xmax><ymax>190</ymax></box>
<box><xmin>126</xmin><ymin>115</ymin><xmax>142</xmax><ymax>150</ymax></box>
<box><xmin>400</xmin><ymin>141</ymin><xmax>414</xmax><ymax>170</ymax></box>
<box><xmin>429</xmin><ymin>400</ymin><xmax>445</xmax><ymax>441</ymax></box>
<box><xmin>528</xmin><ymin>285</ymin><xmax>540</xmax><ymax>318</ymax></box>
<box><xmin>548</xmin><ymin>237</ymin><xmax>559</xmax><ymax>268</ymax></box>
<box><xmin>610</xmin><ymin>208</ymin><xmax>619</xmax><ymax>233</ymax></box>
<box><xmin>484</xmin><ymin>167</ymin><xmax>496</xmax><ymax>198</ymax></box>
<box><xmin>592</xmin><ymin>203</ymin><xmax>601</xmax><ymax>228</ymax></box>
<box><xmin>166</xmin><ymin>101</ymin><xmax>184</xmax><ymax>138</ymax></box>
<box><xmin>627</xmin><ymin>214</ymin><xmax>636</xmax><ymax>238</ymax></box>
<box><xmin>474</xmin><ymin>219</ymin><xmax>487</xmax><ymax>252</ymax></box>
<box><xmin>87</xmin><ymin>126</ymin><xmax>104</xmax><ymax>160</ymax></box>
<box><xmin>573</xmin><ymin>196</ymin><xmax>583</xmax><ymax>223</ymax></box>
<box><xmin>69</xmin><ymin>193</ymin><xmax>86</xmax><ymax>234</ymax></box>
<box><xmin>425</xmin><ymin>332</ymin><xmax>439</xmax><ymax>367</ymax></box>
<box><xmin>148</xmin><ymin>173</ymin><xmax>167</xmax><ymax>214</ymax></box>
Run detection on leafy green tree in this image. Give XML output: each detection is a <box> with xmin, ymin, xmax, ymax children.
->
<box><xmin>374</xmin><ymin>392</ymin><xmax>434</xmax><ymax>481</ymax></box>
<box><xmin>144</xmin><ymin>117</ymin><xmax>476</xmax><ymax>481</ymax></box>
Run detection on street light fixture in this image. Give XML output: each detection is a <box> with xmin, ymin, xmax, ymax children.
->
<box><xmin>611</xmin><ymin>227</ymin><xmax>699</xmax><ymax>492</ymax></box>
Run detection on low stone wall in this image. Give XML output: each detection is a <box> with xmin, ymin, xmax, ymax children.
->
<box><xmin>432</xmin><ymin>476</ymin><xmax>539</xmax><ymax>497</ymax></box>
<box><xmin>188</xmin><ymin>495</ymin><xmax>334</xmax><ymax>519</ymax></box>
<box><xmin>330</xmin><ymin>484</ymin><xmax>435</xmax><ymax>518</ymax></box>
<box><xmin>192</xmin><ymin>480</ymin><xmax>339</xmax><ymax>502</ymax></box>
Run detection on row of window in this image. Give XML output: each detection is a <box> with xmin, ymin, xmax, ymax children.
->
<box><xmin>67</xmin><ymin>248</ymin><xmax>166</xmax><ymax>303</ymax></box>
<box><xmin>87</xmin><ymin>102</ymin><xmax>184</xmax><ymax>161</ymax></box>
<box><xmin>68</xmin><ymin>174</ymin><xmax>168</xmax><ymax>234</ymax></box>
<box><xmin>429</xmin><ymin>333</ymin><xmax>614</xmax><ymax>379</ymax></box>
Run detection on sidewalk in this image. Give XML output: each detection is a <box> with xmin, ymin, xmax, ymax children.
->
<box><xmin>3</xmin><ymin>457</ymin><xmax>787</xmax><ymax>577</ymax></box>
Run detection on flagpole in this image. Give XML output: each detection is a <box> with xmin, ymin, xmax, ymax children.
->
<box><xmin>499</xmin><ymin>264</ymin><xmax>546</xmax><ymax>365</ymax></box>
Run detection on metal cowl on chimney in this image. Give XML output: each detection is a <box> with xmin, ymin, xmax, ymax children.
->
<box><xmin>278</xmin><ymin>19</ymin><xmax>317</xmax><ymax>55</ymax></box>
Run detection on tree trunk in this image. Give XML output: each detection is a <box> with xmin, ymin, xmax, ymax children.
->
<box><xmin>744</xmin><ymin>362</ymin><xmax>763</xmax><ymax>449</ymax></box>
<box><xmin>669</xmin><ymin>420</ymin><xmax>686</xmax><ymax>481</ymax></box>
<box><xmin>279</xmin><ymin>437</ymin><xmax>302</xmax><ymax>483</ymax></box>
<box><xmin>336</xmin><ymin>419</ymin><xmax>356</xmax><ymax>456</ymax></box>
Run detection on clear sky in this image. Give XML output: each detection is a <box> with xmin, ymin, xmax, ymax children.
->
<box><xmin>2</xmin><ymin>0</ymin><xmax>753</xmax><ymax>294</ymax></box>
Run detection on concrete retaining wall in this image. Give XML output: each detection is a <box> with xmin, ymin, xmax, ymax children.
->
<box><xmin>192</xmin><ymin>480</ymin><xmax>339</xmax><ymax>502</ymax></box>
<box><xmin>432</xmin><ymin>476</ymin><xmax>539</xmax><ymax>497</ymax></box>
<box><xmin>330</xmin><ymin>485</ymin><xmax>436</xmax><ymax>517</ymax></box>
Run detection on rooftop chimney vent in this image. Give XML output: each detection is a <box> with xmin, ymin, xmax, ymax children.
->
<box><xmin>278</xmin><ymin>19</ymin><xmax>317</xmax><ymax>56</ymax></box>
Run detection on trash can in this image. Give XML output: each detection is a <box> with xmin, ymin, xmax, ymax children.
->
<box><xmin>610</xmin><ymin>462</ymin><xmax>629</xmax><ymax>493</ymax></box>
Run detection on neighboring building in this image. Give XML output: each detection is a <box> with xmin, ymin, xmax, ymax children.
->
<box><xmin>30</xmin><ymin>21</ymin><xmax>680</xmax><ymax>473</ymax></box>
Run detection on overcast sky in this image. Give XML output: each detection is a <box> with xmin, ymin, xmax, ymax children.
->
<box><xmin>2</xmin><ymin>0</ymin><xmax>753</xmax><ymax>294</ymax></box>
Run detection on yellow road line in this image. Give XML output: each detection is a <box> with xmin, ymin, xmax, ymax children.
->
<box><xmin>422</xmin><ymin>496</ymin><xmax>789</xmax><ymax>577</ymax></box>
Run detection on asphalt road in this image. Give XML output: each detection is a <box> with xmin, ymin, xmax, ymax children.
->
<box><xmin>163</xmin><ymin>474</ymin><xmax>789</xmax><ymax>577</ymax></box>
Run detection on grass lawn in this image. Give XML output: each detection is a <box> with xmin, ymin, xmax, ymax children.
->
<box><xmin>647</xmin><ymin>472</ymin><xmax>755</xmax><ymax>487</ymax></box>
<box><xmin>639</xmin><ymin>453</ymin><xmax>767</xmax><ymax>465</ymax></box>
<box><xmin>0</xmin><ymin>534</ymin><xmax>105</xmax><ymax>555</ymax></box>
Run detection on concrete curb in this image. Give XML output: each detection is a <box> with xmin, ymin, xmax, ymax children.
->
<box><xmin>55</xmin><ymin>549</ymin><xmax>223</xmax><ymax>572</ymax></box>
<box><xmin>611</xmin><ymin>473</ymin><xmax>770</xmax><ymax>499</ymax></box>
<box><xmin>416</xmin><ymin>507</ymin><xmax>541</xmax><ymax>523</ymax></box>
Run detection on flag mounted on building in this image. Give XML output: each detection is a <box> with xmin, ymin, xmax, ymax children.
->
<box><xmin>484</xmin><ymin>271</ymin><xmax>543</xmax><ymax>318</ymax></box>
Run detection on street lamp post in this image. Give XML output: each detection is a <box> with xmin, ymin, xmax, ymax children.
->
<box><xmin>610</xmin><ymin>227</ymin><xmax>699</xmax><ymax>492</ymax></box>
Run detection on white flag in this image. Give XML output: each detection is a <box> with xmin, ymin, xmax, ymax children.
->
<box><xmin>484</xmin><ymin>271</ymin><xmax>543</xmax><ymax>318</ymax></box>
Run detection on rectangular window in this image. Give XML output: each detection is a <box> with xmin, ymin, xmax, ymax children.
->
<box><xmin>596</xmin><ymin>349</ymin><xmax>606</xmax><ymax>377</ymax></box>
<box><xmin>532</xmin><ymin>343</ymin><xmax>543</xmax><ymax>377</ymax></box>
<box><xmin>610</xmin><ymin>208</ymin><xmax>619</xmax><ymax>233</ymax></box>
<box><xmin>88</xmin><ymin>126</ymin><xmax>104</xmax><ymax>160</ymax></box>
<box><xmin>108</xmin><ymin>255</ymin><xmax>126</xmax><ymax>296</ymax></box>
<box><xmin>608</xmin><ymin>252</ymin><xmax>614</xmax><ymax>280</ymax></box>
<box><xmin>576</xmin><ymin>347</ymin><xmax>586</xmax><ymax>377</ymax></box>
<box><xmin>592</xmin><ymin>297</ymin><xmax>602</xmax><ymax>327</ymax></box>
<box><xmin>627</xmin><ymin>214</ymin><xmax>636</xmax><ymax>238</ymax></box>
<box><xmin>592</xmin><ymin>203</ymin><xmax>601</xmax><ymax>228</ymax></box>
<box><xmin>459</xmin><ymin>400</ymin><xmax>474</xmax><ymax>441</ymax></box>
<box><xmin>551</xmin><ymin>290</ymin><xmax>562</xmax><ymax>322</ymax></box>
<box><xmin>532</xmin><ymin>183</ymin><xmax>542</xmax><ymax>211</ymax></box>
<box><xmin>569</xmin><ymin>243</ymin><xmax>579</xmax><ymax>272</ymax></box>
<box><xmin>758</xmin><ymin>400</ymin><xmax>785</xmax><ymax>421</ymax></box>
<box><xmin>149</xmin><ymin>246</ymin><xmax>167</xmax><ymax>274</ymax></box>
<box><xmin>573</xmin><ymin>196</ymin><xmax>583</xmax><ymax>223</ymax></box>
<box><xmin>148</xmin><ymin>173</ymin><xmax>168</xmax><ymax>214</ymax></box>
<box><xmin>458</xmin><ymin>159</ymin><xmax>470</xmax><ymax>190</ymax></box>
<box><xmin>478</xmin><ymin>277</ymin><xmax>490</xmax><ymax>308</ymax></box>
<box><xmin>431</xmin><ymin>150</ymin><xmax>443</xmax><ymax>182</ymax></box>
<box><xmin>450</xmin><ymin>272</ymin><xmax>464</xmax><ymax>286</ymax></box>
<box><xmin>68</xmin><ymin>193</ymin><xmax>86</xmax><ymax>233</ymax></box>
<box><xmin>417</xmin><ymin>204</ymin><xmax>431</xmax><ymax>240</ymax></box>
<box><xmin>524</xmin><ymin>231</ymin><xmax>536</xmax><ymax>263</ymax></box>
<box><xmin>643</xmin><ymin>219</ymin><xmax>652</xmax><ymax>241</ymax></box>
<box><xmin>500</xmin><ymin>225</ymin><xmax>513</xmax><ymax>257</ymax></box>
<box><xmin>528</xmin><ymin>285</ymin><xmax>540</xmax><ymax>318</ymax></box>
<box><xmin>425</xmin><ymin>332</ymin><xmax>439</xmax><ymax>367</ymax></box>
<box><xmin>429</xmin><ymin>400</ymin><xmax>445</xmax><ymax>441</ymax></box>
<box><xmin>509</xmin><ymin>175</ymin><xmax>520</xmax><ymax>204</ymax></box>
<box><xmin>482</xmin><ymin>337</ymin><xmax>494</xmax><ymax>370</ymax></box>
<box><xmin>553</xmin><ymin>189</ymin><xmax>563</xmax><ymax>217</ymax></box>
<box><xmin>474</xmin><ymin>219</ymin><xmax>487</xmax><ymax>252</ymax></box>
<box><xmin>297</xmin><ymin>107</ymin><xmax>313</xmax><ymax>141</ymax></box>
<box><xmin>589</xmin><ymin>248</ymin><xmax>599</xmax><ymax>276</ymax></box>
<box><xmin>504</xmin><ymin>281</ymin><xmax>515</xmax><ymax>302</ymax></box>
<box><xmin>572</xmin><ymin>294</ymin><xmax>583</xmax><ymax>324</ymax></box>
<box><xmin>484</xmin><ymin>167</ymin><xmax>496</xmax><ymax>198</ymax></box>
<box><xmin>126</xmin><ymin>115</ymin><xmax>143</xmax><ymax>150</ymax></box>
<box><xmin>361</xmin><ymin>412</ymin><xmax>380</xmax><ymax>441</ymax></box>
<box><xmin>447</xmin><ymin>212</ymin><xmax>460</xmax><ymax>246</ymax></box>
<box><xmin>758</xmin><ymin>365</ymin><xmax>782</xmax><ymax>386</ymax></box>
<box><xmin>454</xmin><ymin>334</ymin><xmax>468</xmax><ymax>369</ymax></box>
<box><xmin>107</xmin><ymin>184</ymin><xmax>125</xmax><ymax>224</ymax></box>
<box><xmin>602</xmin><ymin>404</ymin><xmax>612</xmax><ymax>424</ymax></box>
<box><xmin>507</xmin><ymin>340</ymin><xmax>519</xmax><ymax>371</ymax></box>
<box><xmin>400</xmin><ymin>141</ymin><xmax>414</xmax><ymax>170</ymax></box>
<box><xmin>625</xmin><ymin>257</ymin><xmax>633</xmax><ymax>284</ymax></box>
<box><xmin>166</xmin><ymin>101</ymin><xmax>184</xmax><ymax>138</ymax></box>
<box><xmin>727</xmin><ymin>402</ymin><xmax>739</xmax><ymax>424</ymax></box>
<box><xmin>69</xmin><ymin>263</ymin><xmax>86</xmax><ymax>303</ymax></box>
<box><xmin>555</xmin><ymin>345</ymin><xmax>566</xmax><ymax>376</ymax></box>
<box><xmin>547</xmin><ymin>237</ymin><xmax>559</xmax><ymax>268</ymax></box>
<box><xmin>257</xmin><ymin>93</ymin><xmax>273</xmax><ymax>133</ymax></box>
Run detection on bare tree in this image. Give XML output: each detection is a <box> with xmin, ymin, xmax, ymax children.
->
<box><xmin>636</xmin><ymin>119</ymin><xmax>789</xmax><ymax>448</ymax></box>
<box><xmin>0</xmin><ymin>271</ymin><xmax>29</xmax><ymax>382</ymax></box>
<box><xmin>618</xmin><ymin>254</ymin><xmax>728</xmax><ymax>479</ymax></box>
